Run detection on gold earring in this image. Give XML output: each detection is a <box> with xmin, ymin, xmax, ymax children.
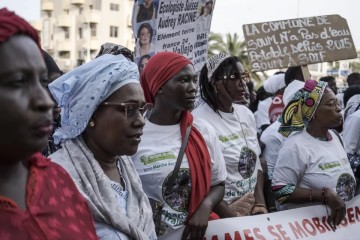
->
<box><xmin>89</xmin><ymin>120</ymin><xmax>95</xmax><ymax>127</ymax></box>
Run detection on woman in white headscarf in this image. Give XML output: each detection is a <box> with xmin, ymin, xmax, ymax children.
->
<box><xmin>48</xmin><ymin>53</ymin><xmax>156</xmax><ymax>240</ymax></box>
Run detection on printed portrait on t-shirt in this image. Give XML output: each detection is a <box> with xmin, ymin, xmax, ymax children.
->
<box><xmin>162</xmin><ymin>168</ymin><xmax>191</xmax><ymax>212</ymax></box>
<box><xmin>336</xmin><ymin>173</ymin><xmax>356</xmax><ymax>201</ymax></box>
<box><xmin>238</xmin><ymin>147</ymin><xmax>257</xmax><ymax>179</ymax></box>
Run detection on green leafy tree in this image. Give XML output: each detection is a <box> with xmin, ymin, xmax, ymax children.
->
<box><xmin>208</xmin><ymin>32</ymin><xmax>267</xmax><ymax>83</ymax></box>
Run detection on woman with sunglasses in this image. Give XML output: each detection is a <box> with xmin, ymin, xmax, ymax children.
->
<box><xmin>48</xmin><ymin>53</ymin><xmax>156</xmax><ymax>240</ymax></box>
<box><xmin>132</xmin><ymin>52</ymin><xmax>227</xmax><ymax>239</ymax></box>
<box><xmin>192</xmin><ymin>53</ymin><xmax>267</xmax><ymax>217</ymax></box>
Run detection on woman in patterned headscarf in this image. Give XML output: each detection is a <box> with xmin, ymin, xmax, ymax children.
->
<box><xmin>48</xmin><ymin>54</ymin><xmax>156</xmax><ymax>240</ymax></box>
<box><xmin>272</xmin><ymin>80</ymin><xmax>355</xmax><ymax>229</ymax></box>
<box><xmin>132</xmin><ymin>52</ymin><xmax>227</xmax><ymax>239</ymax></box>
<box><xmin>0</xmin><ymin>8</ymin><xmax>97</xmax><ymax>239</ymax></box>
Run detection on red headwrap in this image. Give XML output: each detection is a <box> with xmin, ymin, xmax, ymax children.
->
<box><xmin>0</xmin><ymin>8</ymin><xmax>41</xmax><ymax>49</ymax></box>
<box><xmin>141</xmin><ymin>52</ymin><xmax>192</xmax><ymax>104</ymax></box>
<box><xmin>141</xmin><ymin>52</ymin><xmax>212</xmax><ymax>220</ymax></box>
<box><xmin>268</xmin><ymin>95</ymin><xmax>285</xmax><ymax>124</ymax></box>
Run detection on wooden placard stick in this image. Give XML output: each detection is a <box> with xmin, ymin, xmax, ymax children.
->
<box><xmin>301</xmin><ymin>65</ymin><xmax>311</xmax><ymax>81</ymax></box>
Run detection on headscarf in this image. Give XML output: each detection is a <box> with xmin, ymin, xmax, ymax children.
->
<box><xmin>0</xmin><ymin>8</ymin><xmax>41</xmax><ymax>49</ymax></box>
<box><xmin>268</xmin><ymin>95</ymin><xmax>285</xmax><ymax>124</ymax></box>
<box><xmin>141</xmin><ymin>52</ymin><xmax>212</xmax><ymax>220</ymax></box>
<box><xmin>344</xmin><ymin>95</ymin><xmax>360</xmax><ymax>121</ymax></box>
<box><xmin>206</xmin><ymin>52</ymin><xmax>231</xmax><ymax>79</ymax></box>
<box><xmin>50</xmin><ymin>138</ymin><xmax>156</xmax><ymax>240</ymax></box>
<box><xmin>278</xmin><ymin>80</ymin><xmax>328</xmax><ymax>137</ymax></box>
<box><xmin>96</xmin><ymin>42</ymin><xmax>134</xmax><ymax>62</ymax></box>
<box><xmin>270</xmin><ymin>80</ymin><xmax>304</xmax><ymax>124</ymax></box>
<box><xmin>263</xmin><ymin>73</ymin><xmax>286</xmax><ymax>94</ymax></box>
<box><xmin>141</xmin><ymin>52</ymin><xmax>192</xmax><ymax>104</ymax></box>
<box><xmin>49</xmin><ymin>54</ymin><xmax>139</xmax><ymax>144</ymax></box>
<box><xmin>283</xmin><ymin>80</ymin><xmax>305</xmax><ymax>106</ymax></box>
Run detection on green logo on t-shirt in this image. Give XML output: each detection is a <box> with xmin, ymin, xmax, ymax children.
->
<box><xmin>219</xmin><ymin>133</ymin><xmax>240</xmax><ymax>143</ymax></box>
<box><xmin>318</xmin><ymin>161</ymin><xmax>341</xmax><ymax>170</ymax></box>
<box><xmin>140</xmin><ymin>151</ymin><xmax>176</xmax><ymax>165</ymax></box>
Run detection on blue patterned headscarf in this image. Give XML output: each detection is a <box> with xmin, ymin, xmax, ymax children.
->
<box><xmin>49</xmin><ymin>54</ymin><xmax>140</xmax><ymax>144</ymax></box>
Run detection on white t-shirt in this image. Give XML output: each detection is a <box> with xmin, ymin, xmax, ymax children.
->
<box><xmin>272</xmin><ymin>130</ymin><xmax>356</xmax><ymax>210</ymax></box>
<box><xmin>192</xmin><ymin>103</ymin><xmax>262</xmax><ymax>204</ymax></box>
<box><xmin>260</xmin><ymin>120</ymin><xmax>285</xmax><ymax>180</ymax></box>
<box><xmin>254</xmin><ymin>97</ymin><xmax>272</xmax><ymax>133</ymax></box>
<box><xmin>343</xmin><ymin>110</ymin><xmax>360</xmax><ymax>154</ymax></box>
<box><xmin>131</xmin><ymin>117</ymin><xmax>227</xmax><ymax>236</ymax></box>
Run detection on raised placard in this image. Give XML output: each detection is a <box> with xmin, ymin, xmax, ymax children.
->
<box><xmin>243</xmin><ymin>15</ymin><xmax>357</xmax><ymax>72</ymax></box>
<box><xmin>132</xmin><ymin>0</ymin><xmax>216</xmax><ymax>73</ymax></box>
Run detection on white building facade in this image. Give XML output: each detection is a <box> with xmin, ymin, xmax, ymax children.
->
<box><xmin>34</xmin><ymin>0</ymin><xmax>135</xmax><ymax>71</ymax></box>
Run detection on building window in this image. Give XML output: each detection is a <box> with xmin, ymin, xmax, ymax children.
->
<box><xmin>59</xmin><ymin>51</ymin><xmax>70</xmax><ymax>59</ymax></box>
<box><xmin>64</xmin><ymin>28</ymin><xmax>70</xmax><ymax>39</ymax></box>
<box><xmin>79</xmin><ymin>6</ymin><xmax>83</xmax><ymax>14</ymax></box>
<box><xmin>110</xmin><ymin>26</ymin><xmax>118</xmax><ymax>38</ymax></box>
<box><xmin>110</xmin><ymin>3</ymin><xmax>119</xmax><ymax>11</ymax></box>
<box><xmin>78</xmin><ymin>28</ymin><xmax>83</xmax><ymax>39</ymax></box>
<box><xmin>90</xmin><ymin>23</ymin><xmax>97</xmax><ymax>37</ymax></box>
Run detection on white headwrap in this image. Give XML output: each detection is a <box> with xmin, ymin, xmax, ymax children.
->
<box><xmin>283</xmin><ymin>80</ymin><xmax>305</xmax><ymax>106</ymax></box>
<box><xmin>49</xmin><ymin>54</ymin><xmax>139</xmax><ymax>144</ymax></box>
<box><xmin>263</xmin><ymin>73</ymin><xmax>286</xmax><ymax>94</ymax></box>
<box><xmin>206</xmin><ymin>52</ymin><xmax>231</xmax><ymax>79</ymax></box>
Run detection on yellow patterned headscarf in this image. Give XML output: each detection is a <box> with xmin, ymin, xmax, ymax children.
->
<box><xmin>278</xmin><ymin>80</ymin><xmax>328</xmax><ymax>137</ymax></box>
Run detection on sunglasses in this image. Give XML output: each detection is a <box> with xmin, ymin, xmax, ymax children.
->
<box><xmin>101</xmin><ymin>102</ymin><xmax>152</xmax><ymax>119</ymax></box>
<box><xmin>219</xmin><ymin>72</ymin><xmax>251</xmax><ymax>83</ymax></box>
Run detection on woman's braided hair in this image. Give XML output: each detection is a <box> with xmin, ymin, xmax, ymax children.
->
<box><xmin>199</xmin><ymin>56</ymin><xmax>241</xmax><ymax>116</ymax></box>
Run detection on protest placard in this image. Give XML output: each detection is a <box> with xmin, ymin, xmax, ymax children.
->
<box><xmin>132</xmin><ymin>0</ymin><xmax>215</xmax><ymax>72</ymax></box>
<box><xmin>160</xmin><ymin>195</ymin><xmax>360</xmax><ymax>240</ymax></box>
<box><xmin>242</xmin><ymin>15</ymin><xmax>357</xmax><ymax>72</ymax></box>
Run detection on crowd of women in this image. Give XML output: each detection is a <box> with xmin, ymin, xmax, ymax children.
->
<box><xmin>1</xmin><ymin>8</ymin><xmax>360</xmax><ymax>240</ymax></box>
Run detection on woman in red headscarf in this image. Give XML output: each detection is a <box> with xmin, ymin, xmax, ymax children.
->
<box><xmin>131</xmin><ymin>52</ymin><xmax>227</xmax><ymax>239</ymax></box>
<box><xmin>0</xmin><ymin>8</ymin><xmax>98</xmax><ymax>239</ymax></box>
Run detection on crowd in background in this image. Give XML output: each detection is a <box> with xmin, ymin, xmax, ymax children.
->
<box><xmin>1</xmin><ymin>7</ymin><xmax>360</xmax><ymax>240</ymax></box>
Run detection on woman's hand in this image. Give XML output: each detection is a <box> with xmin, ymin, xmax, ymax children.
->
<box><xmin>181</xmin><ymin>202</ymin><xmax>211</xmax><ymax>240</ymax></box>
<box><xmin>228</xmin><ymin>192</ymin><xmax>255</xmax><ymax>216</ymax></box>
<box><xmin>327</xmin><ymin>190</ymin><xmax>346</xmax><ymax>227</ymax></box>
<box><xmin>251</xmin><ymin>204</ymin><xmax>268</xmax><ymax>215</ymax></box>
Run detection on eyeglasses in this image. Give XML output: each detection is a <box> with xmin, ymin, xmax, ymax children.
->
<box><xmin>101</xmin><ymin>102</ymin><xmax>152</xmax><ymax>119</ymax></box>
<box><xmin>219</xmin><ymin>72</ymin><xmax>251</xmax><ymax>83</ymax></box>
